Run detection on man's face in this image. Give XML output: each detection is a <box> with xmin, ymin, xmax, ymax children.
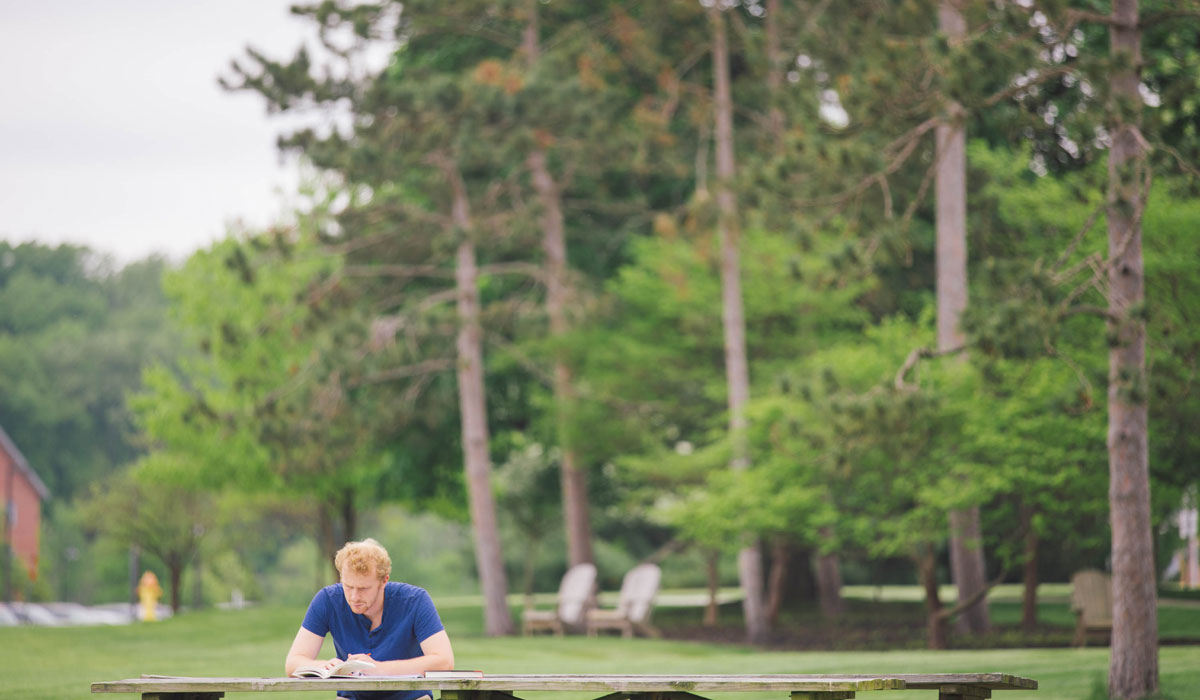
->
<box><xmin>341</xmin><ymin>565</ymin><xmax>387</xmax><ymax>616</ymax></box>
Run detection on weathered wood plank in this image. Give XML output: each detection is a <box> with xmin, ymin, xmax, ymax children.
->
<box><xmin>93</xmin><ymin>675</ymin><xmax>907</xmax><ymax>694</ymax></box>
<box><xmin>800</xmin><ymin>674</ymin><xmax>1033</xmax><ymax>691</ymax></box>
<box><xmin>891</xmin><ymin>674</ymin><xmax>1035</xmax><ymax>690</ymax></box>
<box><xmin>91</xmin><ymin>672</ymin><xmax>1036</xmax><ymax>696</ymax></box>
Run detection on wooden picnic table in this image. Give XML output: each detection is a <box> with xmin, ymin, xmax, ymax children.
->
<box><xmin>92</xmin><ymin>672</ymin><xmax>1036</xmax><ymax>700</ymax></box>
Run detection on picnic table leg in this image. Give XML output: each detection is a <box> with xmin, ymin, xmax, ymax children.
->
<box><xmin>592</xmin><ymin>693</ymin><xmax>712</xmax><ymax>700</ymax></box>
<box><xmin>441</xmin><ymin>691</ymin><xmax>524</xmax><ymax>700</ymax></box>
<box><xmin>935</xmin><ymin>685</ymin><xmax>991</xmax><ymax>700</ymax></box>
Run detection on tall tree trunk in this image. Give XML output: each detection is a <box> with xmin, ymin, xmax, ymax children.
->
<box><xmin>704</xmin><ymin>549</ymin><xmax>720</xmax><ymax>627</ymax></box>
<box><xmin>524</xmin><ymin>1</ymin><xmax>594</xmax><ymax>570</ymax></box>
<box><xmin>192</xmin><ymin>545</ymin><xmax>203</xmax><ymax>611</ymax></box>
<box><xmin>529</xmin><ymin>149</ymin><xmax>593</xmax><ymax>568</ymax></box>
<box><xmin>447</xmin><ymin>164</ymin><xmax>514</xmax><ymax>637</ymax></box>
<box><xmin>764</xmin><ymin>538</ymin><xmax>789</xmax><ymax>625</ymax></box>
<box><xmin>918</xmin><ymin>543</ymin><xmax>948</xmax><ymax>650</ymax></box>
<box><xmin>937</xmin><ymin>0</ymin><xmax>991</xmax><ymax>637</ymax></box>
<box><xmin>1107</xmin><ymin>1</ymin><xmax>1158</xmax><ymax>696</ymax></box>
<box><xmin>815</xmin><ymin>551</ymin><xmax>845</xmax><ymax>619</ymax></box>
<box><xmin>816</xmin><ymin>528</ymin><xmax>845</xmax><ymax>619</ymax></box>
<box><xmin>521</xmin><ymin>537</ymin><xmax>539</xmax><ymax>613</ymax></box>
<box><xmin>948</xmin><ymin>507</ymin><xmax>989</xmax><ymax>634</ymax></box>
<box><xmin>128</xmin><ymin>545</ymin><xmax>141</xmax><ymax>616</ymax></box>
<box><xmin>1020</xmin><ymin>503</ymin><xmax>1039</xmax><ymax>634</ymax></box>
<box><xmin>710</xmin><ymin>4</ymin><xmax>768</xmax><ymax>645</ymax></box>
<box><xmin>764</xmin><ymin>0</ymin><xmax>784</xmax><ymax>139</ymax></box>
<box><xmin>341</xmin><ymin>491</ymin><xmax>356</xmax><ymax>545</ymax></box>
<box><xmin>168</xmin><ymin>557</ymin><xmax>183</xmax><ymax>614</ymax></box>
<box><xmin>318</xmin><ymin>500</ymin><xmax>336</xmax><ymax>583</ymax></box>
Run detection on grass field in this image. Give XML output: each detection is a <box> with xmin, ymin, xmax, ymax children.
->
<box><xmin>2</xmin><ymin>601</ymin><xmax>1196</xmax><ymax>700</ymax></box>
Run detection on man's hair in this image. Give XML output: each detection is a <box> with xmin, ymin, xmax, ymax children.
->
<box><xmin>335</xmin><ymin>538</ymin><xmax>392</xmax><ymax>583</ymax></box>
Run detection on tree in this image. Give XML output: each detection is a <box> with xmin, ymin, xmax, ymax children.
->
<box><xmin>520</xmin><ymin>0</ymin><xmax>594</xmax><ymax>571</ymax></box>
<box><xmin>224</xmin><ymin>1</ymin><xmax>540</xmax><ymax>634</ymax></box>
<box><xmin>936</xmin><ymin>0</ymin><xmax>990</xmax><ymax>637</ymax></box>
<box><xmin>963</xmin><ymin>142</ymin><xmax>1113</xmax><ymax>631</ymax></box>
<box><xmin>80</xmin><ymin>462</ymin><xmax>212</xmax><ymax>613</ymax></box>
<box><xmin>708</xmin><ymin>2</ymin><xmax>767</xmax><ymax>645</ymax></box>
<box><xmin>131</xmin><ymin>232</ymin><xmax>384</xmax><ymax>569</ymax></box>
<box><xmin>1105</xmin><ymin>0</ymin><xmax>1158</xmax><ymax>696</ymax></box>
<box><xmin>443</xmin><ymin>157</ymin><xmax>514</xmax><ymax>636</ymax></box>
<box><xmin>0</xmin><ymin>244</ymin><xmax>179</xmax><ymax>500</ymax></box>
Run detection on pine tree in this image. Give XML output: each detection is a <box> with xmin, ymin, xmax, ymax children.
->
<box><xmin>1105</xmin><ymin>0</ymin><xmax>1158</xmax><ymax>695</ymax></box>
<box><xmin>936</xmin><ymin>0</ymin><xmax>991</xmax><ymax>638</ymax></box>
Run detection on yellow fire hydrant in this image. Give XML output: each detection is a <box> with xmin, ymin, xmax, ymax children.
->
<box><xmin>137</xmin><ymin>570</ymin><xmax>163</xmax><ymax>622</ymax></box>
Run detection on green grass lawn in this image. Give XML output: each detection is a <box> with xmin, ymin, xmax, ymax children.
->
<box><xmin>3</xmin><ymin>602</ymin><xmax>1197</xmax><ymax>700</ymax></box>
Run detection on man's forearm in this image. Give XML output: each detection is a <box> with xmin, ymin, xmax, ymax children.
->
<box><xmin>357</xmin><ymin>652</ymin><xmax>453</xmax><ymax>676</ymax></box>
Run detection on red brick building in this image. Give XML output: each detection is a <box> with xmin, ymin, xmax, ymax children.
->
<box><xmin>1</xmin><ymin>426</ymin><xmax>49</xmax><ymax>581</ymax></box>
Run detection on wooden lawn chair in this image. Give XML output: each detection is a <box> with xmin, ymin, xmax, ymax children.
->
<box><xmin>585</xmin><ymin>562</ymin><xmax>662</xmax><ymax>639</ymax></box>
<box><xmin>521</xmin><ymin>562</ymin><xmax>596</xmax><ymax>635</ymax></box>
<box><xmin>1070</xmin><ymin>569</ymin><xmax>1113</xmax><ymax>647</ymax></box>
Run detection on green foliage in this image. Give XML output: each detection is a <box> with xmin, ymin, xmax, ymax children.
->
<box><xmin>77</xmin><ymin>463</ymin><xmax>214</xmax><ymax>610</ymax></box>
<box><xmin>1142</xmin><ymin>188</ymin><xmax>1200</xmax><ymax>497</ymax></box>
<box><xmin>132</xmin><ymin>233</ymin><xmax>330</xmax><ymax>492</ymax></box>
<box><xmin>0</xmin><ymin>243</ymin><xmax>180</xmax><ymax>500</ymax></box>
<box><xmin>962</xmin><ymin>143</ymin><xmax>1200</xmax><ymax>563</ymax></box>
<box><xmin>18</xmin><ymin>0</ymin><xmax>1200</xmax><ymax>615</ymax></box>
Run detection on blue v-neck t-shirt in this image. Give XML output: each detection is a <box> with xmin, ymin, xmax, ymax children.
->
<box><xmin>302</xmin><ymin>581</ymin><xmax>445</xmax><ymax>700</ymax></box>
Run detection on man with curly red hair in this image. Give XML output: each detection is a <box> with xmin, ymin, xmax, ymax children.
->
<box><xmin>285</xmin><ymin>538</ymin><xmax>455</xmax><ymax>700</ymax></box>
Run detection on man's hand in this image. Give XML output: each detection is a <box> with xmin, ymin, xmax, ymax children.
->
<box><xmin>345</xmin><ymin>631</ymin><xmax>454</xmax><ymax>676</ymax></box>
<box><xmin>346</xmin><ymin>653</ymin><xmax>375</xmax><ymax>671</ymax></box>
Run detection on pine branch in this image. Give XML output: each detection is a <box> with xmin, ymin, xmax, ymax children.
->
<box><xmin>339</xmin><ymin>200</ymin><xmax>451</xmax><ymax>233</ymax></box>
<box><xmin>792</xmin><ymin>117</ymin><xmax>939</xmax><ymax>210</ymax></box>
<box><xmin>898</xmin><ymin>148</ymin><xmax>939</xmax><ymax>235</ymax></box>
<box><xmin>1139</xmin><ymin>9</ymin><xmax>1200</xmax><ymax>28</ymax></box>
<box><xmin>1051</xmin><ymin>203</ymin><xmax>1105</xmax><ymax>276</ymax></box>
<box><xmin>479</xmin><ymin>262</ymin><xmax>546</xmax><ymax>282</ymax></box>
<box><xmin>342</xmin><ymin>264</ymin><xmax>455</xmax><ymax>280</ymax></box>
<box><xmin>894</xmin><ymin>345</ymin><xmax>967</xmax><ymax>390</ymax></box>
<box><xmin>1064</xmin><ymin>9</ymin><xmax>1119</xmax><ymax>27</ymax></box>
<box><xmin>982</xmin><ymin>66</ymin><xmax>1077</xmax><ymax>108</ymax></box>
<box><xmin>1061</xmin><ymin>304</ymin><xmax>1117</xmax><ymax>321</ymax></box>
<box><xmin>1057</xmin><ymin>254</ymin><xmax>1109</xmax><ymax>314</ymax></box>
<box><xmin>1156</xmin><ymin>140</ymin><xmax>1200</xmax><ymax>180</ymax></box>
<box><xmin>933</xmin><ymin>567</ymin><xmax>1011</xmax><ymax>622</ymax></box>
<box><xmin>1053</xmin><ymin>251</ymin><xmax>1105</xmax><ymax>291</ymax></box>
<box><xmin>415</xmin><ymin>15</ymin><xmax>523</xmax><ymax>50</ymax></box>
<box><xmin>484</xmin><ymin>331</ymin><xmax>556</xmax><ymax>388</ymax></box>
<box><xmin>354</xmin><ymin>358</ymin><xmax>455</xmax><ymax>387</ymax></box>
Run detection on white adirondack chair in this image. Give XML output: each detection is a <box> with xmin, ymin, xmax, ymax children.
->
<box><xmin>585</xmin><ymin>563</ymin><xmax>662</xmax><ymax>639</ymax></box>
<box><xmin>522</xmin><ymin>562</ymin><xmax>597</xmax><ymax>635</ymax></box>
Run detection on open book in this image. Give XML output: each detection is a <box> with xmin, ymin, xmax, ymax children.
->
<box><xmin>292</xmin><ymin>659</ymin><xmax>376</xmax><ymax>679</ymax></box>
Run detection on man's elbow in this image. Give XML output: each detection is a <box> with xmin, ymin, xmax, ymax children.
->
<box><xmin>284</xmin><ymin>655</ymin><xmax>305</xmax><ymax>676</ymax></box>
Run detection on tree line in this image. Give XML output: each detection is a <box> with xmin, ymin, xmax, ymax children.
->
<box><xmin>3</xmin><ymin>3</ymin><xmax>1198</xmax><ymax>699</ymax></box>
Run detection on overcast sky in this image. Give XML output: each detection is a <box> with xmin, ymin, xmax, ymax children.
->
<box><xmin>0</xmin><ymin>1</ymin><xmax>320</xmax><ymax>265</ymax></box>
